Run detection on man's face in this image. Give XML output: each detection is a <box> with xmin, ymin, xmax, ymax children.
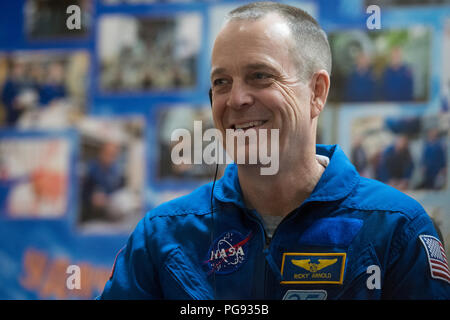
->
<box><xmin>100</xmin><ymin>142</ymin><xmax>119</xmax><ymax>167</ymax></box>
<box><xmin>210</xmin><ymin>13</ymin><xmax>314</xmax><ymax>166</ymax></box>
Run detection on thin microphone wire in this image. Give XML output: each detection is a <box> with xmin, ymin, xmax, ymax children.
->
<box><xmin>210</xmin><ymin>162</ymin><xmax>219</xmax><ymax>299</ymax></box>
<box><xmin>208</xmin><ymin>88</ymin><xmax>218</xmax><ymax>299</ymax></box>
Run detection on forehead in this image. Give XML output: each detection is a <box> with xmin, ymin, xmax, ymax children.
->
<box><xmin>211</xmin><ymin>14</ymin><xmax>295</xmax><ymax>73</ymax></box>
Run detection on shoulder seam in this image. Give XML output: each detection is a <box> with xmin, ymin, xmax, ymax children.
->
<box><xmin>337</xmin><ymin>204</ymin><xmax>420</xmax><ymax>220</ymax></box>
<box><xmin>341</xmin><ymin>178</ymin><xmax>422</xmax><ymax>219</ymax></box>
<box><xmin>388</xmin><ymin>211</ymin><xmax>431</xmax><ymax>266</ymax></box>
<box><xmin>146</xmin><ymin>208</ymin><xmax>213</xmax><ymax>221</ymax></box>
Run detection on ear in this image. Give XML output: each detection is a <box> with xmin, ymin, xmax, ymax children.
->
<box><xmin>309</xmin><ymin>70</ymin><xmax>330</xmax><ymax>119</ymax></box>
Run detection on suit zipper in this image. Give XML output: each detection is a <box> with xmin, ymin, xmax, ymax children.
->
<box><xmin>244</xmin><ymin>209</ymin><xmax>268</xmax><ymax>298</ymax></box>
<box><xmin>247</xmin><ymin>210</ymin><xmax>283</xmax><ymax>299</ymax></box>
<box><xmin>264</xmin><ymin>230</ymin><xmax>271</xmax><ymax>299</ymax></box>
<box><xmin>246</xmin><ymin>205</ymin><xmax>306</xmax><ymax>298</ymax></box>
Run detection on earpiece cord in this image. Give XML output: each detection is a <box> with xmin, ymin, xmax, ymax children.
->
<box><xmin>210</xmin><ymin>162</ymin><xmax>219</xmax><ymax>299</ymax></box>
<box><xmin>208</xmin><ymin>88</ymin><xmax>218</xmax><ymax>299</ymax></box>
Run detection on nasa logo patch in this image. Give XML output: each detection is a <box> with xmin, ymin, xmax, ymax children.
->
<box><xmin>204</xmin><ymin>230</ymin><xmax>252</xmax><ymax>275</ymax></box>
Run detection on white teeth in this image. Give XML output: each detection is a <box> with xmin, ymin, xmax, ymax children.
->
<box><xmin>234</xmin><ymin>120</ymin><xmax>265</xmax><ymax>130</ymax></box>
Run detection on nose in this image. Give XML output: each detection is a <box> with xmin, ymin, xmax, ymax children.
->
<box><xmin>226</xmin><ymin>80</ymin><xmax>254</xmax><ymax>110</ymax></box>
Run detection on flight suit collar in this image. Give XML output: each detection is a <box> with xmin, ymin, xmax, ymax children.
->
<box><xmin>214</xmin><ymin>144</ymin><xmax>360</xmax><ymax>207</ymax></box>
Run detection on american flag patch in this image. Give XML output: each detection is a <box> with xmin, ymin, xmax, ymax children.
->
<box><xmin>419</xmin><ymin>235</ymin><xmax>450</xmax><ymax>284</ymax></box>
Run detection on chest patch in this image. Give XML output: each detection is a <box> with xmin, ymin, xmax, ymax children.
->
<box><xmin>298</xmin><ymin>217</ymin><xmax>363</xmax><ymax>247</ymax></box>
<box><xmin>419</xmin><ymin>235</ymin><xmax>450</xmax><ymax>284</ymax></box>
<box><xmin>204</xmin><ymin>230</ymin><xmax>252</xmax><ymax>276</ymax></box>
<box><xmin>280</xmin><ymin>252</ymin><xmax>346</xmax><ymax>284</ymax></box>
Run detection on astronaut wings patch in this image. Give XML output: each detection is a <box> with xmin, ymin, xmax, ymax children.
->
<box><xmin>419</xmin><ymin>235</ymin><xmax>450</xmax><ymax>284</ymax></box>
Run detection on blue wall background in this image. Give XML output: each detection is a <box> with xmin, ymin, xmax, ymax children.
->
<box><xmin>0</xmin><ymin>0</ymin><xmax>449</xmax><ymax>299</ymax></box>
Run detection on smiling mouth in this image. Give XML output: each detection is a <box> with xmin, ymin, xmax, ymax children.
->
<box><xmin>231</xmin><ymin>120</ymin><xmax>268</xmax><ymax>131</ymax></box>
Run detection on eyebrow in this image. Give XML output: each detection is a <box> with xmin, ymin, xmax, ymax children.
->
<box><xmin>210</xmin><ymin>67</ymin><xmax>226</xmax><ymax>81</ymax></box>
<box><xmin>210</xmin><ymin>63</ymin><xmax>279</xmax><ymax>80</ymax></box>
<box><xmin>245</xmin><ymin>63</ymin><xmax>279</xmax><ymax>73</ymax></box>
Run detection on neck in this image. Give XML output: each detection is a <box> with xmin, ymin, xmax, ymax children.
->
<box><xmin>238</xmin><ymin>148</ymin><xmax>325</xmax><ymax>218</ymax></box>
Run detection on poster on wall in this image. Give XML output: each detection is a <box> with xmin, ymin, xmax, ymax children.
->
<box><xmin>98</xmin><ymin>12</ymin><xmax>202</xmax><ymax>93</ymax></box>
<box><xmin>0</xmin><ymin>50</ymin><xmax>90</xmax><ymax>129</ymax></box>
<box><xmin>0</xmin><ymin>130</ymin><xmax>77</xmax><ymax>219</ymax></box>
<box><xmin>348</xmin><ymin>111</ymin><xmax>447</xmax><ymax>191</ymax></box>
<box><xmin>24</xmin><ymin>0</ymin><xmax>93</xmax><ymax>41</ymax></box>
<box><xmin>76</xmin><ymin>115</ymin><xmax>145</xmax><ymax>234</ymax></box>
<box><xmin>328</xmin><ymin>26</ymin><xmax>431</xmax><ymax>103</ymax></box>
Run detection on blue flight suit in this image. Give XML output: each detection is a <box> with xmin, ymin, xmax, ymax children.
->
<box><xmin>38</xmin><ymin>83</ymin><xmax>66</xmax><ymax>106</ymax></box>
<box><xmin>344</xmin><ymin>68</ymin><xmax>377</xmax><ymax>102</ymax></box>
<box><xmin>421</xmin><ymin>139</ymin><xmax>446</xmax><ymax>189</ymax></box>
<box><xmin>99</xmin><ymin>144</ymin><xmax>450</xmax><ymax>299</ymax></box>
<box><xmin>378</xmin><ymin>144</ymin><xmax>414</xmax><ymax>183</ymax></box>
<box><xmin>1</xmin><ymin>79</ymin><xmax>28</xmax><ymax>126</ymax></box>
<box><xmin>80</xmin><ymin>159</ymin><xmax>125</xmax><ymax>221</ymax></box>
<box><xmin>381</xmin><ymin>65</ymin><xmax>414</xmax><ymax>101</ymax></box>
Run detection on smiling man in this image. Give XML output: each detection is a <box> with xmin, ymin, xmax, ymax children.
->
<box><xmin>99</xmin><ymin>2</ymin><xmax>450</xmax><ymax>300</ymax></box>
<box><xmin>210</xmin><ymin>5</ymin><xmax>330</xmax><ymax>218</ymax></box>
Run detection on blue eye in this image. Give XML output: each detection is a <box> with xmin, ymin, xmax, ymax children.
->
<box><xmin>253</xmin><ymin>72</ymin><xmax>270</xmax><ymax>80</ymax></box>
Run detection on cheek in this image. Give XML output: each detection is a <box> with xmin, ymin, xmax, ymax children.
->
<box><xmin>211</xmin><ymin>102</ymin><xmax>226</xmax><ymax>133</ymax></box>
<box><xmin>270</xmin><ymin>82</ymin><xmax>309</xmax><ymax>126</ymax></box>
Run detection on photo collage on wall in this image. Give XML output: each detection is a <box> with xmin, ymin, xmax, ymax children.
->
<box><xmin>0</xmin><ymin>0</ymin><xmax>449</xmax><ymax>299</ymax></box>
<box><xmin>335</xmin><ymin>9</ymin><xmax>450</xmax><ymax>255</ymax></box>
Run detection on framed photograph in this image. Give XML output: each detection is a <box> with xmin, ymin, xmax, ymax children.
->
<box><xmin>98</xmin><ymin>12</ymin><xmax>201</xmax><ymax>93</ymax></box>
<box><xmin>76</xmin><ymin>116</ymin><xmax>145</xmax><ymax>234</ymax></box>
<box><xmin>339</xmin><ymin>106</ymin><xmax>448</xmax><ymax>192</ymax></box>
<box><xmin>0</xmin><ymin>50</ymin><xmax>90</xmax><ymax>128</ymax></box>
<box><xmin>0</xmin><ymin>130</ymin><xmax>77</xmax><ymax>219</ymax></box>
<box><xmin>25</xmin><ymin>0</ymin><xmax>92</xmax><ymax>40</ymax></box>
<box><xmin>328</xmin><ymin>26</ymin><xmax>431</xmax><ymax>103</ymax></box>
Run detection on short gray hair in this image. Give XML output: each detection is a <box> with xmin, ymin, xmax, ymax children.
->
<box><xmin>225</xmin><ymin>1</ymin><xmax>332</xmax><ymax>81</ymax></box>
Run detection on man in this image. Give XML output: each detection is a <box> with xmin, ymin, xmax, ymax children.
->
<box><xmin>419</xmin><ymin>128</ymin><xmax>447</xmax><ymax>190</ymax></box>
<box><xmin>379</xmin><ymin>135</ymin><xmax>414</xmax><ymax>191</ymax></box>
<box><xmin>1</xmin><ymin>59</ymin><xmax>35</xmax><ymax>126</ymax></box>
<box><xmin>380</xmin><ymin>46</ymin><xmax>414</xmax><ymax>102</ymax></box>
<box><xmin>99</xmin><ymin>2</ymin><xmax>450</xmax><ymax>299</ymax></box>
<box><xmin>38</xmin><ymin>61</ymin><xmax>67</xmax><ymax>107</ymax></box>
<box><xmin>81</xmin><ymin>141</ymin><xmax>125</xmax><ymax>222</ymax></box>
<box><xmin>344</xmin><ymin>51</ymin><xmax>377</xmax><ymax>102</ymax></box>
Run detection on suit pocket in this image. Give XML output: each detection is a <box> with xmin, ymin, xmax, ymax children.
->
<box><xmin>163</xmin><ymin>247</ymin><xmax>213</xmax><ymax>300</ymax></box>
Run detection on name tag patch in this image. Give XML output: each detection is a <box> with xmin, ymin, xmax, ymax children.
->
<box><xmin>280</xmin><ymin>252</ymin><xmax>346</xmax><ymax>284</ymax></box>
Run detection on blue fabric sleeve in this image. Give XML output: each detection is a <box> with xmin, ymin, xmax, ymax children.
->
<box><xmin>98</xmin><ymin>217</ymin><xmax>161</xmax><ymax>299</ymax></box>
<box><xmin>383</xmin><ymin>210</ymin><xmax>450</xmax><ymax>299</ymax></box>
